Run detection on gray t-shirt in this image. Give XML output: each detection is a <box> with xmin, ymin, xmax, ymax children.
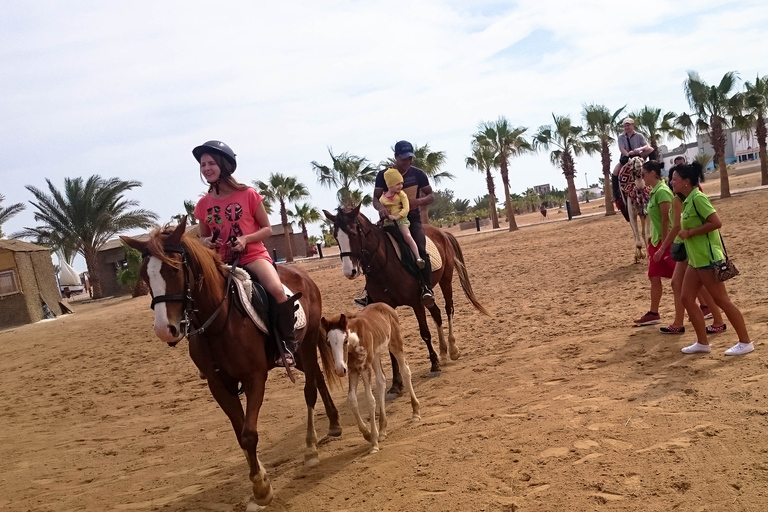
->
<box><xmin>618</xmin><ymin>132</ymin><xmax>647</xmax><ymax>152</ymax></box>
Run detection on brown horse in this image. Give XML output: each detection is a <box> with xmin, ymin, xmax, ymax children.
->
<box><xmin>324</xmin><ymin>205</ymin><xmax>489</xmax><ymax>396</ymax></box>
<box><xmin>121</xmin><ymin>218</ymin><xmax>341</xmax><ymax>510</ymax></box>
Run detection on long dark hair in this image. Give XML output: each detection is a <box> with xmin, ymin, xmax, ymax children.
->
<box><xmin>200</xmin><ymin>153</ymin><xmax>248</xmax><ymax>192</ymax></box>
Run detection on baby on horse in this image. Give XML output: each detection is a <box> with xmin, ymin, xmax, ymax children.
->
<box><xmin>380</xmin><ymin>168</ymin><xmax>425</xmax><ymax>269</ymax></box>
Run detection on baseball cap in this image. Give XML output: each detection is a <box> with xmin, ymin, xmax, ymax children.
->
<box><xmin>394</xmin><ymin>140</ymin><xmax>415</xmax><ymax>158</ymax></box>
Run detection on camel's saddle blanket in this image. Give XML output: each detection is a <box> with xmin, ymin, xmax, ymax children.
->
<box><xmin>618</xmin><ymin>166</ymin><xmax>650</xmax><ymax>214</ymax></box>
<box><xmin>229</xmin><ymin>266</ymin><xmax>306</xmax><ymax>335</ymax></box>
<box><xmin>385</xmin><ymin>233</ymin><xmax>443</xmax><ymax>271</ymax></box>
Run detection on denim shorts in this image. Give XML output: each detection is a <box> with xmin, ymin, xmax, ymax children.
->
<box><xmin>692</xmin><ymin>260</ymin><xmax>724</xmax><ymax>271</ymax></box>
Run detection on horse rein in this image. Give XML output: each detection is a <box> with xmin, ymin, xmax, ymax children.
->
<box><xmin>337</xmin><ymin>219</ymin><xmax>381</xmax><ymax>275</ymax></box>
<box><xmin>143</xmin><ymin>245</ymin><xmax>237</xmax><ymax>339</ymax></box>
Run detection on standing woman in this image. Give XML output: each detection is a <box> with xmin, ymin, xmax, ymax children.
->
<box><xmin>192</xmin><ymin>140</ymin><xmax>299</xmax><ymax>365</ymax></box>
<box><xmin>672</xmin><ymin>162</ymin><xmax>753</xmax><ymax>355</ymax></box>
<box><xmin>655</xmin><ymin>167</ymin><xmax>725</xmax><ymax>334</ymax></box>
<box><xmin>634</xmin><ymin>160</ymin><xmax>675</xmax><ymax>326</ymax></box>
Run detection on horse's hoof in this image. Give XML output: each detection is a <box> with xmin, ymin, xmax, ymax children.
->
<box><xmin>250</xmin><ymin>485</ymin><xmax>274</xmax><ymax>507</ymax></box>
<box><xmin>449</xmin><ymin>347</ymin><xmax>460</xmax><ymax>360</ymax></box>
<box><xmin>327</xmin><ymin>426</ymin><xmax>342</xmax><ymax>437</ymax></box>
<box><xmin>439</xmin><ymin>351</ymin><xmax>449</xmax><ymax>364</ymax></box>
<box><xmin>386</xmin><ymin>387</ymin><xmax>403</xmax><ymax>401</ymax></box>
<box><xmin>368</xmin><ymin>446</ymin><xmax>380</xmax><ymax>454</ymax></box>
<box><xmin>412</xmin><ymin>414</ymin><xmax>421</xmax><ymax>421</ymax></box>
<box><xmin>246</xmin><ymin>499</ymin><xmax>267</xmax><ymax>512</ymax></box>
<box><xmin>362</xmin><ymin>431</ymin><xmax>372</xmax><ymax>442</ymax></box>
<box><xmin>304</xmin><ymin>456</ymin><xmax>320</xmax><ymax>467</ymax></box>
<box><xmin>429</xmin><ymin>371</ymin><xmax>441</xmax><ymax>378</ymax></box>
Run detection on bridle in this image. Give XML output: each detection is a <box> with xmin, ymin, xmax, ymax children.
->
<box><xmin>143</xmin><ymin>244</ymin><xmax>235</xmax><ymax>339</ymax></box>
<box><xmin>336</xmin><ymin>217</ymin><xmax>381</xmax><ymax>275</ymax></box>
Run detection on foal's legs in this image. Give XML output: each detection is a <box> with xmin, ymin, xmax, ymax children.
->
<box><xmin>347</xmin><ymin>370</ymin><xmax>371</xmax><ymax>443</ymax></box>
<box><xmin>392</xmin><ymin>350</ymin><xmax>421</xmax><ymax>420</ymax></box>
<box><xmin>371</xmin><ymin>355</ymin><xmax>388</xmax><ymax>441</ymax></box>
<box><xmin>360</xmin><ymin>367</ymin><xmax>379</xmax><ymax>453</ymax></box>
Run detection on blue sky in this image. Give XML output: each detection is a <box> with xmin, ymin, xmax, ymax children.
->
<box><xmin>1</xmin><ymin>0</ymin><xmax>767</xmax><ymax>271</ymax></box>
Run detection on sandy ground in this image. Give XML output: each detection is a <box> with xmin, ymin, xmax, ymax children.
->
<box><xmin>2</xmin><ymin>171</ymin><xmax>768</xmax><ymax>512</ymax></box>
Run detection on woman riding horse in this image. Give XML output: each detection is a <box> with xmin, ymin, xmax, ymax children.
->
<box><xmin>192</xmin><ymin>140</ymin><xmax>299</xmax><ymax>366</ymax></box>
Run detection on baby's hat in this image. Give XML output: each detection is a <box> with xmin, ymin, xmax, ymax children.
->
<box><xmin>384</xmin><ymin>168</ymin><xmax>403</xmax><ymax>187</ymax></box>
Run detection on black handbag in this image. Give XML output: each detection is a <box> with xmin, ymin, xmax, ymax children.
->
<box><xmin>691</xmin><ymin>199</ymin><xmax>738</xmax><ymax>282</ymax></box>
<box><xmin>670</xmin><ymin>242</ymin><xmax>687</xmax><ymax>262</ymax></box>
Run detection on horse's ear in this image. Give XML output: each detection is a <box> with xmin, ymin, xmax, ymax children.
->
<box><xmin>320</xmin><ymin>316</ymin><xmax>328</xmax><ymax>331</ymax></box>
<box><xmin>167</xmin><ymin>217</ymin><xmax>187</xmax><ymax>244</ymax></box>
<box><xmin>120</xmin><ymin>236</ymin><xmax>147</xmax><ymax>253</ymax></box>
<box><xmin>323</xmin><ymin>210</ymin><xmax>336</xmax><ymax>222</ymax></box>
<box><xmin>339</xmin><ymin>314</ymin><xmax>347</xmax><ymax>330</ymax></box>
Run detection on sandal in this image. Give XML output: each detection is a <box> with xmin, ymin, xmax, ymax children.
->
<box><xmin>706</xmin><ymin>324</ymin><xmax>727</xmax><ymax>334</ymax></box>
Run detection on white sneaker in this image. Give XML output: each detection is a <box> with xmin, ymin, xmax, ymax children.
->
<box><xmin>681</xmin><ymin>342</ymin><xmax>711</xmax><ymax>354</ymax></box>
<box><xmin>724</xmin><ymin>342</ymin><xmax>754</xmax><ymax>356</ymax></box>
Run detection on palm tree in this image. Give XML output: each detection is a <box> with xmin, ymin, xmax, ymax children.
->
<box><xmin>533</xmin><ymin>114</ymin><xmax>600</xmax><ymax>217</ymax></box>
<box><xmin>289</xmin><ymin>202</ymin><xmax>322</xmax><ymax>257</ymax></box>
<box><xmin>312</xmin><ymin>148</ymin><xmax>377</xmax><ymax>208</ymax></box>
<box><xmin>18</xmin><ymin>176</ymin><xmax>158</xmax><ymax>298</ymax></box>
<box><xmin>465</xmin><ymin>142</ymin><xmax>500</xmax><ymax>228</ymax></box>
<box><xmin>0</xmin><ymin>194</ymin><xmax>25</xmax><ymax>238</ymax></box>
<box><xmin>255</xmin><ymin>173</ymin><xmax>309</xmax><ymax>263</ymax></box>
<box><xmin>583</xmin><ymin>104</ymin><xmax>625</xmax><ymax>216</ymax></box>
<box><xmin>629</xmin><ymin>106</ymin><xmax>686</xmax><ymax>160</ymax></box>
<box><xmin>683</xmin><ymin>71</ymin><xmax>740</xmax><ymax>198</ymax></box>
<box><xmin>473</xmin><ymin>117</ymin><xmax>532</xmax><ymax>231</ymax></box>
<box><xmin>732</xmin><ymin>74</ymin><xmax>768</xmax><ymax>185</ymax></box>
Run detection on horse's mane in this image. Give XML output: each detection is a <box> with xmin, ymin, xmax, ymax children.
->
<box><xmin>335</xmin><ymin>206</ymin><xmax>375</xmax><ymax>232</ymax></box>
<box><xmin>145</xmin><ymin>225</ymin><xmax>227</xmax><ymax>304</ymax></box>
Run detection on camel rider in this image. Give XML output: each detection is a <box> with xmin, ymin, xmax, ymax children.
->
<box><xmin>612</xmin><ymin>118</ymin><xmax>653</xmax><ymax>221</ymax></box>
<box><xmin>354</xmin><ymin>141</ymin><xmax>436</xmax><ymax>307</ymax></box>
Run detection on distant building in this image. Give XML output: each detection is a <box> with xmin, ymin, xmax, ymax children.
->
<box><xmin>660</xmin><ymin>122</ymin><xmax>767</xmax><ymax>170</ymax></box>
<box><xmin>658</xmin><ymin>142</ymin><xmax>699</xmax><ymax>168</ymax></box>
<box><xmin>0</xmin><ymin>239</ymin><xmax>64</xmax><ymax>329</ymax></box>
<box><xmin>732</xmin><ymin>125</ymin><xmax>764</xmax><ymax>163</ymax></box>
<box><xmin>533</xmin><ymin>184</ymin><xmax>551</xmax><ymax>196</ymax></box>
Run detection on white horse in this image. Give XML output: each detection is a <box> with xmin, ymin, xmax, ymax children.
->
<box><xmin>618</xmin><ymin>156</ymin><xmax>650</xmax><ymax>263</ymax></box>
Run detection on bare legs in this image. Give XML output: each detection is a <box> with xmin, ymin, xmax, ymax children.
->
<box><xmin>681</xmin><ymin>265</ymin><xmax>750</xmax><ymax>346</ymax></box>
<box><xmin>670</xmin><ymin>261</ymin><xmax>725</xmax><ymax>328</ymax></box>
<box><xmin>398</xmin><ymin>225</ymin><xmax>421</xmax><ymax>264</ymax></box>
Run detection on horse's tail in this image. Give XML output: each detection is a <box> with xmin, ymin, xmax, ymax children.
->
<box><xmin>316</xmin><ymin>325</ymin><xmax>342</xmax><ymax>390</ymax></box>
<box><xmin>444</xmin><ymin>232</ymin><xmax>490</xmax><ymax>316</ymax></box>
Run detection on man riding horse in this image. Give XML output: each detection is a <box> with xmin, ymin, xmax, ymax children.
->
<box><xmin>355</xmin><ymin>140</ymin><xmax>435</xmax><ymax>307</ymax></box>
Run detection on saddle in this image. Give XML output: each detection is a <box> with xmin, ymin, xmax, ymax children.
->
<box><xmin>227</xmin><ymin>266</ymin><xmax>306</xmax><ymax>357</ymax></box>
<box><xmin>385</xmin><ymin>231</ymin><xmax>443</xmax><ymax>271</ymax></box>
<box><xmin>618</xmin><ymin>163</ymin><xmax>650</xmax><ymax>215</ymax></box>
<box><xmin>383</xmin><ymin>230</ymin><xmax>443</xmax><ymax>273</ymax></box>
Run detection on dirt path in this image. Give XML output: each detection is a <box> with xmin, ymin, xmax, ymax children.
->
<box><xmin>2</xmin><ymin>188</ymin><xmax>767</xmax><ymax>512</ymax></box>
